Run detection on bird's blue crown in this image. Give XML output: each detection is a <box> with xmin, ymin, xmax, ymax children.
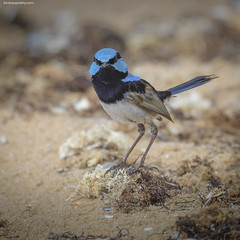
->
<box><xmin>95</xmin><ymin>48</ymin><xmax>118</xmax><ymax>63</ymax></box>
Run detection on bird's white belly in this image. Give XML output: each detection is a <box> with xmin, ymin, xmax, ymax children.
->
<box><xmin>101</xmin><ymin>99</ymin><xmax>149</xmax><ymax>123</ymax></box>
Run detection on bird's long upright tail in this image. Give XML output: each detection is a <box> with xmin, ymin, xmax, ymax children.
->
<box><xmin>158</xmin><ymin>75</ymin><xmax>217</xmax><ymax>101</ymax></box>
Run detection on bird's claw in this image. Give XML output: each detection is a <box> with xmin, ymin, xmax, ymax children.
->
<box><xmin>105</xmin><ymin>162</ymin><xmax>159</xmax><ymax>176</ymax></box>
<box><xmin>126</xmin><ymin>164</ymin><xmax>159</xmax><ymax>175</ymax></box>
<box><xmin>104</xmin><ymin>162</ymin><xmax>131</xmax><ymax>177</ymax></box>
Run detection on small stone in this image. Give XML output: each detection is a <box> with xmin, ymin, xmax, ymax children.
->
<box><xmin>1</xmin><ymin>136</ymin><xmax>7</xmax><ymax>144</ymax></box>
<box><xmin>102</xmin><ymin>207</ymin><xmax>112</xmax><ymax>211</ymax></box>
<box><xmin>144</xmin><ymin>227</ymin><xmax>152</xmax><ymax>231</ymax></box>
<box><xmin>73</xmin><ymin>97</ymin><xmax>91</xmax><ymax>111</ymax></box>
<box><xmin>51</xmin><ymin>106</ymin><xmax>67</xmax><ymax>115</ymax></box>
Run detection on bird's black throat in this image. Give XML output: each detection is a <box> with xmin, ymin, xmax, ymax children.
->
<box><xmin>93</xmin><ymin>65</ymin><xmax>127</xmax><ymax>85</ymax></box>
<box><xmin>92</xmin><ymin>66</ymin><xmax>146</xmax><ymax>104</ymax></box>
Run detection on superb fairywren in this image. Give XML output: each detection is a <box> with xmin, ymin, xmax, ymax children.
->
<box><xmin>89</xmin><ymin>48</ymin><xmax>216</xmax><ymax>174</ymax></box>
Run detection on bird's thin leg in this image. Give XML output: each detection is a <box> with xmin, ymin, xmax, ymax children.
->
<box><xmin>105</xmin><ymin>123</ymin><xmax>145</xmax><ymax>175</ymax></box>
<box><xmin>120</xmin><ymin>123</ymin><xmax>145</xmax><ymax>165</ymax></box>
<box><xmin>130</xmin><ymin>122</ymin><xmax>158</xmax><ymax>173</ymax></box>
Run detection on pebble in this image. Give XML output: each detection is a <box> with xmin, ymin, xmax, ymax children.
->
<box><xmin>1</xmin><ymin>136</ymin><xmax>7</xmax><ymax>144</ymax></box>
<box><xmin>144</xmin><ymin>227</ymin><xmax>152</xmax><ymax>231</ymax></box>
<box><xmin>73</xmin><ymin>97</ymin><xmax>91</xmax><ymax>111</ymax></box>
<box><xmin>102</xmin><ymin>207</ymin><xmax>112</xmax><ymax>211</ymax></box>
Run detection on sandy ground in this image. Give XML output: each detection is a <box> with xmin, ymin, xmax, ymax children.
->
<box><xmin>0</xmin><ymin>1</ymin><xmax>240</xmax><ymax>239</ymax></box>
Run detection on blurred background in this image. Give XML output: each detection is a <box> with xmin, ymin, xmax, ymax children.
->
<box><xmin>0</xmin><ymin>0</ymin><xmax>240</xmax><ymax>116</ymax></box>
<box><xmin>1</xmin><ymin>1</ymin><xmax>240</xmax><ymax>239</ymax></box>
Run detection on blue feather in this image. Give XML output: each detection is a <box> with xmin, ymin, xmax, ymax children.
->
<box><xmin>168</xmin><ymin>75</ymin><xmax>216</xmax><ymax>95</ymax></box>
<box><xmin>95</xmin><ymin>48</ymin><xmax>118</xmax><ymax>62</ymax></box>
<box><xmin>113</xmin><ymin>58</ymin><xmax>128</xmax><ymax>73</ymax></box>
<box><xmin>89</xmin><ymin>61</ymin><xmax>100</xmax><ymax>76</ymax></box>
<box><xmin>121</xmin><ymin>73</ymin><xmax>141</xmax><ymax>82</ymax></box>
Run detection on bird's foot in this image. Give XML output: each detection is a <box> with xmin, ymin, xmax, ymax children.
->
<box><xmin>104</xmin><ymin>161</ymin><xmax>131</xmax><ymax>177</ymax></box>
<box><xmin>126</xmin><ymin>164</ymin><xmax>159</xmax><ymax>175</ymax></box>
<box><xmin>104</xmin><ymin>160</ymin><xmax>159</xmax><ymax>176</ymax></box>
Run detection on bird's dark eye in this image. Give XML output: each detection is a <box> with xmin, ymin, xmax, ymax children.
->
<box><xmin>94</xmin><ymin>58</ymin><xmax>102</xmax><ymax>66</ymax></box>
<box><xmin>108</xmin><ymin>57</ymin><xmax>116</xmax><ymax>64</ymax></box>
<box><xmin>108</xmin><ymin>52</ymin><xmax>121</xmax><ymax>65</ymax></box>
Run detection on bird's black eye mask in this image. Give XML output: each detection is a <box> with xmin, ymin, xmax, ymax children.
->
<box><xmin>108</xmin><ymin>52</ymin><xmax>121</xmax><ymax>64</ymax></box>
<box><xmin>94</xmin><ymin>58</ymin><xmax>102</xmax><ymax>66</ymax></box>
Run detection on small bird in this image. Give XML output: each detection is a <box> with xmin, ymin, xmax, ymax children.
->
<box><xmin>89</xmin><ymin>48</ymin><xmax>216</xmax><ymax>174</ymax></box>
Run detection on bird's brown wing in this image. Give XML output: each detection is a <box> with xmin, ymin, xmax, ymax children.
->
<box><xmin>126</xmin><ymin>82</ymin><xmax>173</xmax><ymax>122</ymax></box>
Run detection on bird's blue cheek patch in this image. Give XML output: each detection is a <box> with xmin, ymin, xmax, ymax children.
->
<box><xmin>89</xmin><ymin>62</ymin><xmax>100</xmax><ymax>76</ymax></box>
<box><xmin>113</xmin><ymin>58</ymin><xmax>128</xmax><ymax>73</ymax></box>
<box><xmin>121</xmin><ymin>73</ymin><xmax>141</xmax><ymax>82</ymax></box>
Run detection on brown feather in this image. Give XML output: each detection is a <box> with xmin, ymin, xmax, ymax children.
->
<box><xmin>126</xmin><ymin>83</ymin><xmax>173</xmax><ymax>122</ymax></box>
